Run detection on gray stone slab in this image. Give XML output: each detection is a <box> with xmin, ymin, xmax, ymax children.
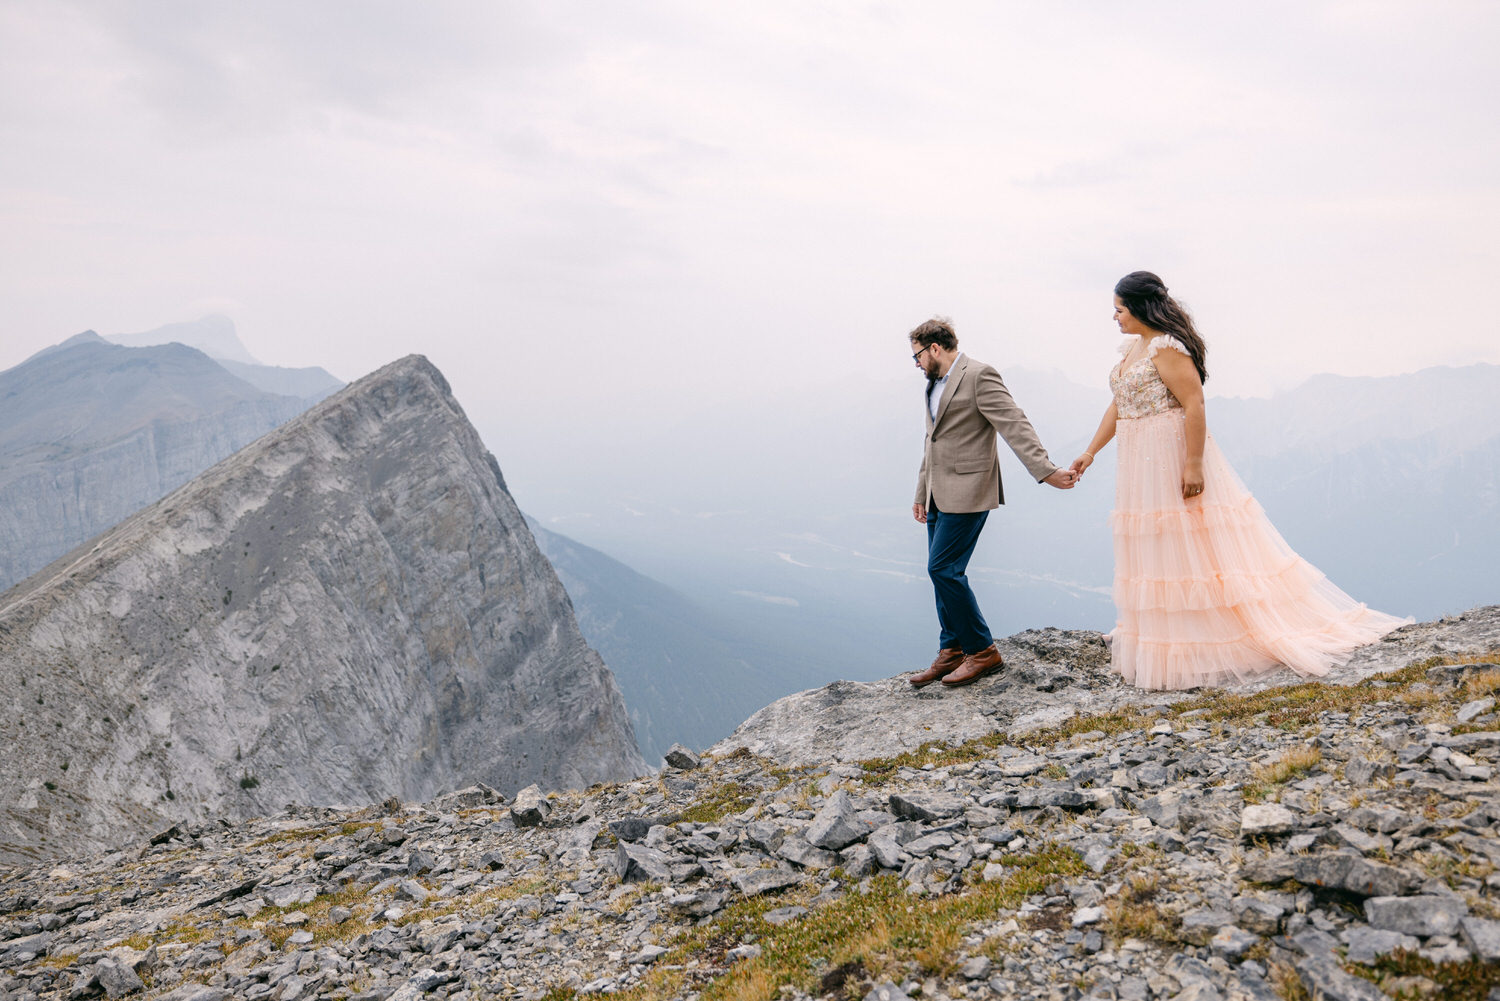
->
<box><xmin>1364</xmin><ymin>894</ymin><xmax>1468</xmax><ymax>937</ymax></box>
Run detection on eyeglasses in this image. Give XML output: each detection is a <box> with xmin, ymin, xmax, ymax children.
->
<box><xmin>912</xmin><ymin>344</ymin><xmax>933</xmax><ymax>363</ymax></box>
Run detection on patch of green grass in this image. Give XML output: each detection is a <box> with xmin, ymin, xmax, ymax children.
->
<box><xmin>1270</xmin><ymin>961</ymin><xmax>1311</xmax><ymax>1001</ymax></box>
<box><xmin>678</xmin><ymin>782</ymin><xmax>759</xmax><ymax>824</ymax></box>
<box><xmin>859</xmin><ymin>735</ymin><xmax>1013</xmax><ymax>784</ymax></box>
<box><xmin>1104</xmin><ymin>872</ymin><xmax>1181</xmax><ymax>945</ymax></box>
<box><xmin>611</xmin><ymin>845</ymin><xmax>1085</xmax><ymax>1001</ymax></box>
<box><xmin>244</xmin><ymin>826</ymin><xmax>340</xmax><ymax>848</ymax></box>
<box><xmin>1243</xmin><ymin>745</ymin><xmax>1322</xmax><ymax>804</ymax></box>
<box><xmin>1351</xmin><ymin>948</ymin><xmax>1500</xmax><ymax>1001</ymax></box>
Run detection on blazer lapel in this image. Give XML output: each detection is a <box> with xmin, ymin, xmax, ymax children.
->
<box><xmin>933</xmin><ymin>355</ymin><xmax>969</xmax><ymax>428</ymax></box>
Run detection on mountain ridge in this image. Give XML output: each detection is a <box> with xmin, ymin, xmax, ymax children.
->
<box><xmin>0</xmin><ymin>354</ymin><xmax>645</xmax><ymax>863</ymax></box>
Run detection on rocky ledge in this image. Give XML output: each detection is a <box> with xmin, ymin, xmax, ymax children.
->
<box><xmin>1</xmin><ymin>621</ymin><xmax>1499</xmax><ymax>1001</ymax></box>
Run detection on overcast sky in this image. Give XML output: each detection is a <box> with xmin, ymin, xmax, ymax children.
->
<box><xmin>3</xmin><ymin>1</ymin><xmax>1497</xmax><ymax>488</ymax></box>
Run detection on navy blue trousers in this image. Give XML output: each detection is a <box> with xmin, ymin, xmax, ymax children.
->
<box><xmin>926</xmin><ymin>500</ymin><xmax>994</xmax><ymax>654</ymax></box>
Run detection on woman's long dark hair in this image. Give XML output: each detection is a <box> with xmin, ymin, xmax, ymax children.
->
<box><xmin>1115</xmin><ymin>271</ymin><xmax>1208</xmax><ymax>384</ymax></box>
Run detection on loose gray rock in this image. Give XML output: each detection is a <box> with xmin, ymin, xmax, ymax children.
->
<box><xmin>394</xmin><ymin>879</ymin><xmax>429</xmax><ymax>903</ymax></box>
<box><xmin>1014</xmin><ymin>788</ymin><xmax>1091</xmax><ymax>810</ymax></box>
<box><xmin>1241</xmin><ymin>856</ymin><xmax>1298</xmax><ymax>884</ymax></box>
<box><xmin>1240</xmin><ymin>804</ymin><xmax>1296</xmax><ymax>838</ymax></box>
<box><xmin>1460</xmin><ymin>916</ymin><xmax>1500</xmax><ymax>962</ymax></box>
<box><xmin>868</xmin><ymin>821</ymin><xmax>924</xmax><ymax>869</ymax></box>
<box><xmin>1292</xmin><ymin>852</ymin><xmax>1417</xmax><ymax>897</ymax></box>
<box><xmin>1343</xmin><ymin>926</ymin><xmax>1420</xmax><ymax>963</ymax></box>
<box><xmin>732</xmin><ymin>868</ymin><xmax>802</xmax><ymax>897</ymax></box>
<box><xmin>1458</xmin><ymin>698</ymin><xmax>1496</xmax><ymax>723</ymax></box>
<box><xmin>629</xmin><ymin>944</ymin><xmax>669</xmax><ymax>964</ymax></box>
<box><xmin>1329</xmin><ymin>824</ymin><xmax>1392</xmax><ymax>854</ymax></box>
<box><xmin>1235</xmin><ymin>897</ymin><xmax>1286</xmax><ymax>935</ymax></box>
<box><xmin>663</xmin><ymin>743</ymin><xmax>701</xmax><ymax>770</ymax></box>
<box><xmin>778</xmin><ymin>839</ymin><xmax>838</xmax><ymax>869</ymax></box>
<box><xmin>1140</xmin><ymin>789</ymin><xmax>1183</xmax><ymax>829</ymax></box>
<box><xmin>1294</xmin><ymin>955</ymin><xmax>1388</xmax><ymax>1001</ymax></box>
<box><xmin>1180</xmin><ymin>908</ymin><xmax>1237</xmax><ymax>945</ymax></box>
<box><xmin>1364</xmin><ymin>894</ymin><xmax>1469</xmax><ymax>937</ymax></box>
<box><xmin>153</xmin><ymin>988</ymin><xmax>234</xmax><ymax>1001</ymax></box>
<box><xmin>91</xmin><ymin>955</ymin><xmax>146</xmax><ymax>998</ymax></box>
<box><xmin>667</xmin><ymin>890</ymin><xmax>725</xmax><ymax>918</ymax></box>
<box><xmin>1343</xmin><ymin>759</ymin><xmax>1397</xmax><ymax>785</ymax></box>
<box><xmin>429</xmin><ymin>783</ymin><xmax>500</xmax><ymax>811</ymax></box>
<box><xmin>511</xmin><ymin>784</ymin><xmax>552</xmax><ymax>827</ymax></box>
<box><xmin>1344</xmin><ymin>806</ymin><xmax>1409</xmax><ymax>833</ymax></box>
<box><xmin>999</xmin><ymin>754</ymin><xmax>1049</xmax><ymax>778</ymax></box>
<box><xmin>961</xmin><ymin>956</ymin><xmax>993</xmax><ymax>979</ymax></box>
<box><xmin>841</xmin><ymin>843</ymin><xmax>878</xmax><ymax>877</ymax></box>
<box><xmin>743</xmin><ymin>819</ymin><xmax>786</xmax><ymax>853</ymax></box>
<box><xmin>1210</xmin><ymin>925</ymin><xmax>1260</xmax><ymax>960</ymax></box>
<box><xmin>889</xmin><ymin>792</ymin><xmax>965</xmax><ymax>822</ymax></box>
<box><xmin>806</xmin><ymin>789</ymin><xmax>870</xmax><ymax>850</ymax></box>
<box><xmin>902</xmin><ymin>831</ymin><xmax>956</xmax><ymax>856</ymax></box>
<box><xmin>608</xmin><ymin>816</ymin><xmax>656</xmax><ymax>842</ymax></box>
<box><xmin>616</xmin><ymin>842</ymin><xmax>673</xmax><ymax>883</ymax></box>
<box><xmin>764</xmin><ymin>905</ymin><xmax>809</xmax><ymax>926</ymax></box>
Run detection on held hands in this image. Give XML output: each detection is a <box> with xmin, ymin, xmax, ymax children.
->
<box><xmin>1069</xmin><ymin>453</ymin><xmax>1095</xmax><ymax>481</ymax></box>
<box><xmin>1182</xmin><ymin>459</ymin><xmax>1205</xmax><ymax>501</ymax></box>
<box><xmin>916</xmin><ymin>466</ymin><xmax>1077</xmax><ymax>519</ymax></box>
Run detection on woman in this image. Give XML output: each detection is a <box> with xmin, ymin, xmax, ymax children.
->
<box><xmin>1070</xmin><ymin>271</ymin><xmax>1408</xmax><ymax>690</ymax></box>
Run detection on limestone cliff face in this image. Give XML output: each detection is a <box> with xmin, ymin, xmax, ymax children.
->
<box><xmin>0</xmin><ymin>355</ymin><xmax>646</xmax><ymax>862</ymax></box>
<box><xmin>0</xmin><ymin>334</ymin><xmax>318</xmax><ymax>593</ymax></box>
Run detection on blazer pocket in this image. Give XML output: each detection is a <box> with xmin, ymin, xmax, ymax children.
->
<box><xmin>954</xmin><ymin>459</ymin><xmax>989</xmax><ymax>474</ymax></box>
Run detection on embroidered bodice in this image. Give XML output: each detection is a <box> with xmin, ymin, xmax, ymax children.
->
<box><xmin>1110</xmin><ymin>335</ymin><xmax>1189</xmax><ymax>419</ymax></box>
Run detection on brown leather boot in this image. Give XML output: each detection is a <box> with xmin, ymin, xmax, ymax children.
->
<box><xmin>910</xmin><ymin>648</ymin><xmax>965</xmax><ymax>688</ymax></box>
<box><xmin>942</xmin><ymin>644</ymin><xmax>1003</xmax><ymax>686</ymax></box>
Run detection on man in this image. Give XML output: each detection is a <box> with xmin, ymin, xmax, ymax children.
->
<box><xmin>909</xmin><ymin>317</ymin><xmax>1076</xmax><ymax>688</ymax></box>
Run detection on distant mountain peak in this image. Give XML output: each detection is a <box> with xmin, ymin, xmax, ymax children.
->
<box><xmin>108</xmin><ymin>313</ymin><xmax>261</xmax><ymax>365</ymax></box>
<box><xmin>17</xmin><ymin>329</ymin><xmax>109</xmax><ymax>365</ymax></box>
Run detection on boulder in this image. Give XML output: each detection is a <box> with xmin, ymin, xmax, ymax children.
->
<box><xmin>889</xmin><ymin>792</ymin><xmax>965</xmax><ymax>822</ymax></box>
<box><xmin>1240</xmin><ymin>804</ymin><xmax>1296</xmax><ymax>838</ymax></box>
<box><xmin>1292</xmin><ymin>852</ymin><xmax>1417</xmax><ymax>897</ymax></box>
<box><xmin>663</xmin><ymin>744</ymin><xmax>701</xmax><ymax>770</ymax></box>
<box><xmin>805</xmin><ymin>790</ymin><xmax>870</xmax><ymax>850</ymax></box>
<box><xmin>1364</xmin><ymin>894</ymin><xmax>1469</xmax><ymax>937</ymax></box>
<box><xmin>615</xmin><ymin>842</ymin><xmax>673</xmax><ymax>884</ymax></box>
<box><xmin>510</xmin><ymin>784</ymin><xmax>552</xmax><ymax>827</ymax></box>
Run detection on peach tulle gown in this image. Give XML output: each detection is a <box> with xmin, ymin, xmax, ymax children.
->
<box><xmin>1107</xmin><ymin>335</ymin><xmax>1409</xmax><ymax>690</ymax></box>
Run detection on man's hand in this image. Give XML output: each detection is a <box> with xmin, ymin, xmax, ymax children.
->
<box><xmin>1043</xmin><ymin>468</ymin><xmax>1077</xmax><ymax>490</ymax></box>
<box><xmin>912</xmin><ymin>503</ymin><xmax>927</xmax><ymax>524</ymax></box>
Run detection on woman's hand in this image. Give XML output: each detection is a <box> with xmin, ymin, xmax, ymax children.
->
<box><xmin>1069</xmin><ymin>453</ymin><xmax>1094</xmax><ymax>479</ymax></box>
<box><xmin>1182</xmin><ymin>459</ymin><xmax>1205</xmax><ymax>500</ymax></box>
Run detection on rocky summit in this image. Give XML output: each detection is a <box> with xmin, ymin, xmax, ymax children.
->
<box><xmin>0</xmin><ymin>355</ymin><xmax>646</xmax><ymax>864</ymax></box>
<box><xmin>0</xmin><ymin>609</ymin><xmax>1497</xmax><ymax>1001</ymax></box>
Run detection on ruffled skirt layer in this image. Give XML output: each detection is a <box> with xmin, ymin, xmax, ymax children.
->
<box><xmin>1109</xmin><ymin>410</ymin><xmax>1408</xmax><ymax>690</ymax></box>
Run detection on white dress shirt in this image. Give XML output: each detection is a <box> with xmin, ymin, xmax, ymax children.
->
<box><xmin>927</xmin><ymin>351</ymin><xmax>963</xmax><ymax>422</ymax></box>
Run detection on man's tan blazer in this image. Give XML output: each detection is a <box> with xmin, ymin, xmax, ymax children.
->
<box><xmin>914</xmin><ymin>354</ymin><xmax>1058</xmax><ymax>514</ymax></box>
